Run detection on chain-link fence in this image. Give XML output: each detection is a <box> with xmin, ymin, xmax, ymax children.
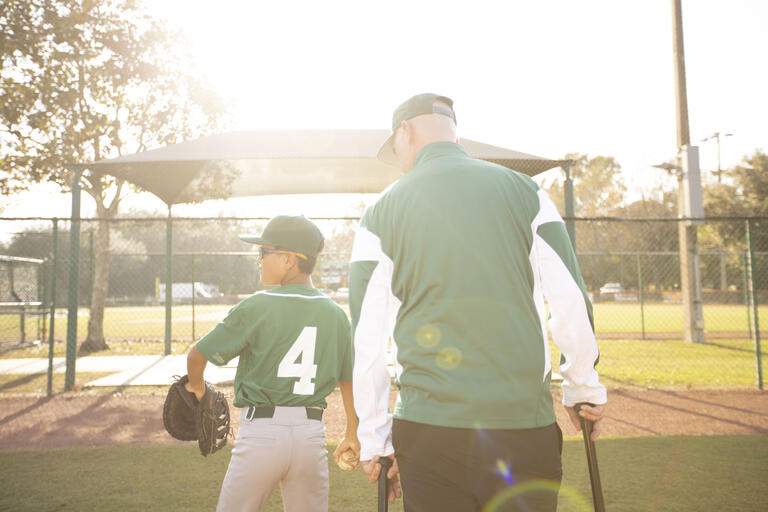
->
<box><xmin>1</xmin><ymin>216</ymin><xmax>765</xmax><ymax>388</ymax></box>
<box><xmin>572</xmin><ymin>218</ymin><xmax>767</xmax><ymax>340</ymax></box>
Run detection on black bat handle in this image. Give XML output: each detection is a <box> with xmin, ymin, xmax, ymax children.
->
<box><xmin>378</xmin><ymin>457</ymin><xmax>393</xmax><ymax>512</ymax></box>
<box><xmin>575</xmin><ymin>403</ymin><xmax>606</xmax><ymax>512</ymax></box>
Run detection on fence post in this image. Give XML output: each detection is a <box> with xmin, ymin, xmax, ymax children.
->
<box><xmin>191</xmin><ymin>253</ymin><xmax>196</xmax><ymax>341</ymax></box>
<box><xmin>37</xmin><ymin>258</ymin><xmax>45</xmax><ymax>342</ymax></box>
<box><xmin>47</xmin><ymin>219</ymin><xmax>58</xmax><ymax>397</ymax></box>
<box><xmin>563</xmin><ymin>161</ymin><xmax>576</xmax><ymax>248</ymax></box>
<box><xmin>637</xmin><ymin>254</ymin><xmax>646</xmax><ymax>339</ymax></box>
<box><xmin>743</xmin><ymin>252</ymin><xmax>753</xmax><ymax>339</ymax></box>
<box><xmin>65</xmin><ymin>167</ymin><xmax>82</xmax><ymax>391</ymax></box>
<box><xmin>745</xmin><ymin>219</ymin><xmax>762</xmax><ymax>390</ymax></box>
<box><xmin>165</xmin><ymin>206</ymin><xmax>173</xmax><ymax>355</ymax></box>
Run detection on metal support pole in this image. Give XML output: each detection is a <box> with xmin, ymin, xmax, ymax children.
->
<box><xmin>745</xmin><ymin>220</ymin><xmax>762</xmax><ymax>390</ymax></box>
<box><xmin>47</xmin><ymin>218</ymin><xmax>58</xmax><ymax>397</ymax></box>
<box><xmin>638</xmin><ymin>254</ymin><xmax>646</xmax><ymax>340</ymax></box>
<box><xmin>164</xmin><ymin>206</ymin><xmax>173</xmax><ymax>355</ymax></box>
<box><xmin>671</xmin><ymin>0</ymin><xmax>704</xmax><ymax>344</ymax></box>
<box><xmin>743</xmin><ymin>252</ymin><xmax>753</xmax><ymax>339</ymax></box>
<box><xmin>671</xmin><ymin>0</ymin><xmax>690</xmax><ymax>149</ymax></box>
<box><xmin>719</xmin><ymin>251</ymin><xmax>727</xmax><ymax>291</ymax></box>
<box><xmin>563</xmin><ymin>162</ymin><xmax>576</xmax><ymax>248</ymax></box>
<box><xmin>65</xmin><ymin>168</ymin><xmax>82</xmax><ymax>391</ymax></box>
<box><xmin>191</xmin><ymin>254</ymin><xmax>196</xmax><ymax>341</ymax></box>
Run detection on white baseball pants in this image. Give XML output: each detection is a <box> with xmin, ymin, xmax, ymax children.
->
<box><xmin>216</xmin><ymin>406</ymin><xmax>328</xmax><ymax>512</ymax></box>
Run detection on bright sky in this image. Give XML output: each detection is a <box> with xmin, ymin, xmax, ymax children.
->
<box><xmin>3</xmin><ymin>0</ymin><xmax>767</xmax><ymax>220</ymax></box>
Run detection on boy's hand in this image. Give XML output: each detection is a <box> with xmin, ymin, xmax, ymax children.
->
<box><xmin>334</xmin><ymin>435</ymin><xmax>361</xmax><ymax>470</ymax></box>
<box><xmin>184</xmin><ymin>380</ymin><xmax>206</xmax><ymax>402</ymax></box>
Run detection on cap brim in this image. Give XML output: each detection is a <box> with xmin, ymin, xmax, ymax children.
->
<box><xmin>238</xmin><ymin>234</ymin><xmax>270</xmax><ymax>245</ymax></box>
<box><xmin>377</xmin><ymin>133</ymin><xmax>399</xmax><ymax>166</ymax></box>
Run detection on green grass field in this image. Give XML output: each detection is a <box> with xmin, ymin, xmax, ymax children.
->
<box><xmin>1</xmin><ymin>436</ymin><xmax>765</xmax><ymax>511</ymax></box>
<box><xmin>2</xmin><ymin>303</ymin><xmax>766</xmax><ymax>391</ymax></box>
<box><xmin>2</xmin><ymin>302</ymin><xmax>766</xmax><ymax>345</ymax></box>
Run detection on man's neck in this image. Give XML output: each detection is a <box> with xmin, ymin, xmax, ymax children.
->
<box><xmin>404</xmin><ymin>138</ymin><xmax>458</xmax><ymax>172</ymax></box>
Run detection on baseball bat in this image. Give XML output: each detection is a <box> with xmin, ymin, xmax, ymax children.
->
<box><xmin>378</xmin><ymin>456</ymin><xmax>393</xmax><ymax>512</ymax></box>
<box><xmin>575</xmin><ymin>402</ymin><xmax>606</xmax><ymax>512</ymax></box>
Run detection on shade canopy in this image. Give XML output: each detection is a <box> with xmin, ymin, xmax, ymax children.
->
<box><xmin>87</xmin><ymin>130</ymin><xmax>565</xmax><ymax>205</ymax></box>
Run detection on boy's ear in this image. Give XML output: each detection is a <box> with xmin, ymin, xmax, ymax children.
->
<box><xmin>282</xmin><ymin>252</ymin><xmax>298</xmax><ymax>270</ymax></box>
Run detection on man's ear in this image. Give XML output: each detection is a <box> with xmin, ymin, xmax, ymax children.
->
<box><xmin>400</xmin><ymin>120</ymin><xmax>411</xmax><ymax>140</ymax></box>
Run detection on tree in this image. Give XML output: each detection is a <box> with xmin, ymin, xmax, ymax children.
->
<box><xmin>543</xmin><ymin>153</ymin><xmax>626</xmax><ymax>218</ymax></box>
<box><xmin>701</xmin><ymin>150</ymin><xmax>768</xmax><ymax>289</ymax></box>
<box><xmin>1</xmin><ymin>0</ymin><xmax>227</xmax><ymax>352</ymax></box>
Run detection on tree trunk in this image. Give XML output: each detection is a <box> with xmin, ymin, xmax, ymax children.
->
<box><xmin>80</xmin><ymin>216</ymin><xmax>111</xmax><ymax>353</ymax></box>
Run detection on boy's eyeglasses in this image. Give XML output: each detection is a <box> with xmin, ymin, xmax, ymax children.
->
<box><xmin>259</xmin><ymin>247</ymin><xmax>308</xmax><ymax>260</ymax></box>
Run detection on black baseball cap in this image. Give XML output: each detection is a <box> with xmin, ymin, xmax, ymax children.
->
<box><xmin>239</xmin><ymin>215</ymin><xmax>324</xmax><ymax>258</ymax></box>
<box><xmin>377</xmin><ymin>93</ymin><xmax>456</xmax><ymax>166</ymax></box>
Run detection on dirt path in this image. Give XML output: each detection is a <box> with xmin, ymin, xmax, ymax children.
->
<box><xmin>1</xmin><ymin>388</ymin><xmax>766</xmax><ymax>451</ymax></box>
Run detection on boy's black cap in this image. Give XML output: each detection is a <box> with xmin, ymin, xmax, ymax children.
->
<box><xmin>239</xmin><ymin>215</ymin><xmax>324</xmax><ymax>258</ymax></box>
<box><xmin>377</xmin><ymin>93</ymin><xmax>456</xmax><ymax>166</ymax></box>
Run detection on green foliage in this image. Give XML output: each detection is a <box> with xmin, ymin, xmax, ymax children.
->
<box><xmin>1</xmin><ymin>0</ymin><xmax>226</xmax><ymax>197</ymax></box>
<box><xmin>1</xmin><ymin>437</ymin><xmax>765</xmax><ymax>511</ymax></box>
<box><xmin>1</xmin><ymin>0</ymin><xmax>229</xmax><ymax>349</ymax></box>
<box><xmin>545</xmin><ymin>153</ymin><xmax>626</xmax><ymax>217</ymax></box>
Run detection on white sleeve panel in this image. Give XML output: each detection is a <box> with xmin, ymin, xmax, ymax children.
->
<box><xmin>535</xmin><ymin>189</ymin><xmax>564</xmax><ymax>225</ymax></box>
<box><xmin>350</xmin><ymin>227</ymin><xmax>396</xmax><ymax>460</ymax></box>
<box><xmin>350</xmin><ymin>225</ymin><xmax>382</xmax><ymax>263</ymax></box>
<box><xmin>528</xmin><ymin>243</ymin><xmax>551</xmax><ymax>383</ymax></box>
<box><xmin>534</xmin><ymin>234</ymin><xmax>607</xmax><ymax>406</ymax></box>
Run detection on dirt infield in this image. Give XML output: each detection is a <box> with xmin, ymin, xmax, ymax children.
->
<box><xmin>1</xmin><ymin>388</ymin><xmax>766</xmax><ymax>451</ymax></box>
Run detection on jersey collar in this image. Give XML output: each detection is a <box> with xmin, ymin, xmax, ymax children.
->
<box><xmin>268</xmin><ymin>284</ymin><xmax>323</xmax><ymax>296</ymax></box>
<box><xmin>413</xmin><ymin>141</ymin><xmax>468</xmax><ymax>169</ymax></box>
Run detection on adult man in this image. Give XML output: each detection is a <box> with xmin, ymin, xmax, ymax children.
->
<box><xmin>349</xmin><ymin>93</ymin><xmax>606</xmax><ymax>511</ymax></box>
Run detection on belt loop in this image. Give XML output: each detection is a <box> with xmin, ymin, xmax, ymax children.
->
<box><xmin>246</xmin><ymin>406</ymin><xmax>255</xmax><ymax>421</ymax></box>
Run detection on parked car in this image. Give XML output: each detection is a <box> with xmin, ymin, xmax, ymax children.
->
<box><xmin>599</xmin><ymin>282</ymin><xmax>624</xmax><ymax>294</ymax></box>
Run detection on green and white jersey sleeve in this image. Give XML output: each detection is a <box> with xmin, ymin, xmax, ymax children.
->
<box><xmin>349</xmin><ymin>215</ymin><xmax>401</xmax><ymax>460</ymax></box>
<box><xmin>349</xmin><ymin>142</ymin><xmax>605</xmax><ymax>460</ymax></box>
<box><xmin>531</xmin><ymin>189</ymin><xmax>606</xmax><ymax>407</ymax></box>
<box><xmin>196</xmin><ymin>284</ymin><xmax>353</xmax><ymax>409</ymax></box>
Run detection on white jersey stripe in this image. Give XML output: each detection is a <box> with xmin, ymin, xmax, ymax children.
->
<box><xmin>350</xmin><ymin>225</ymin><xmax>383</xmax><ymax>263</ymax></box>
<box><xmin>259</xmin><ymin>292</ymin><xmax>331</xmax><ymax>300</ymax></box>
<box><xmin>535</xmin><ymin>233</ymin><xmax>606</xmax><ymax>406</ymax></box>
<box><xmin>352</xmin><ymin>230</ymin><xmax>398</xmax><ymax>460</ymax></box>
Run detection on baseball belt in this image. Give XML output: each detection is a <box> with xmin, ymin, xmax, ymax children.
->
<box><xmin>245</xmin><ymin>405</ymin><xmax>323</xmax><ymax>421</ymax></box>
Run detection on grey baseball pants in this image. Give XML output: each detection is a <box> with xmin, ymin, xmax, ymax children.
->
<box><xmin>216</xmin><ymin>406</ymin><xmax>328</xmax><ymax>512</ymax></box>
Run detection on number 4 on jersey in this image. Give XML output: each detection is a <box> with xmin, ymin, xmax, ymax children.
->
<box><xmin>277</xmin><ymin>326</ymin><xmax>318</xmax><ymax>395</ymax></box>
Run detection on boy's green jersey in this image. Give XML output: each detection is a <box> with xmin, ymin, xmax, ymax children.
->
<box><xmin>196</xmin><ymin>284</ymin><xmax>353</xmax><ymax>409</ymax></box>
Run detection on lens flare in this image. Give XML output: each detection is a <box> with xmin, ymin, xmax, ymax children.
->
<box><xmin>482</xmin><ymin>480</ymin><xmax>591</xmax><ymax>512</ymax></box>
<box><xmin>436</xmin><ymin>346</ymin><xmax>462</xmax><ymax>370</ymax></box>
<box><xmin>416</xmin><ymin>323</ymin><xmax>441</xmax><ymax>348</ymax></box>
<box><xmin>495</xmin><ymin>459</ymin><xmax>514</xmax><ymax>485</ymax></box>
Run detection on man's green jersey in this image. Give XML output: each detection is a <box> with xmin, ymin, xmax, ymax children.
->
<box><xmin>350</xmin><ymin>142</ymin><xmax>606</xmax><ymax>460</ymax></box>
<box><xmin>196</xmin><ymin>284</ymin><xmax>353</xmax><ymax>409</ymax></box>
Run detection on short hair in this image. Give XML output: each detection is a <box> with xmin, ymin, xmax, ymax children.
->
<box><xmin>298</xmin><ymin>240</ymin><xmax>324</xmax><ymax>274</ymax></box>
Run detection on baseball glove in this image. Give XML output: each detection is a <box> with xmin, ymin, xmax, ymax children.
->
<box><xmin>162</xmin><ymin>375</ymin><xmax>231</xmax><ymax>456</ymax></box>
<box><xmin>196</xmin><ymin>381</ymin><xmax>231</xmax><ymax>457</ymax></box>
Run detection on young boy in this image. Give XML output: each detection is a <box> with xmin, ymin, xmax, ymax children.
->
<box><xmin>184</xmin><ymin>215</ymin><xmax>359</xmax><ymax>512</ymax></box>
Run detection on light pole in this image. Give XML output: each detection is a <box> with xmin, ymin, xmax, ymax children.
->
<box><xmin>701</xmin><ymin>132</ymin><xmax>733</xmax><ymax>183</ymax></box>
